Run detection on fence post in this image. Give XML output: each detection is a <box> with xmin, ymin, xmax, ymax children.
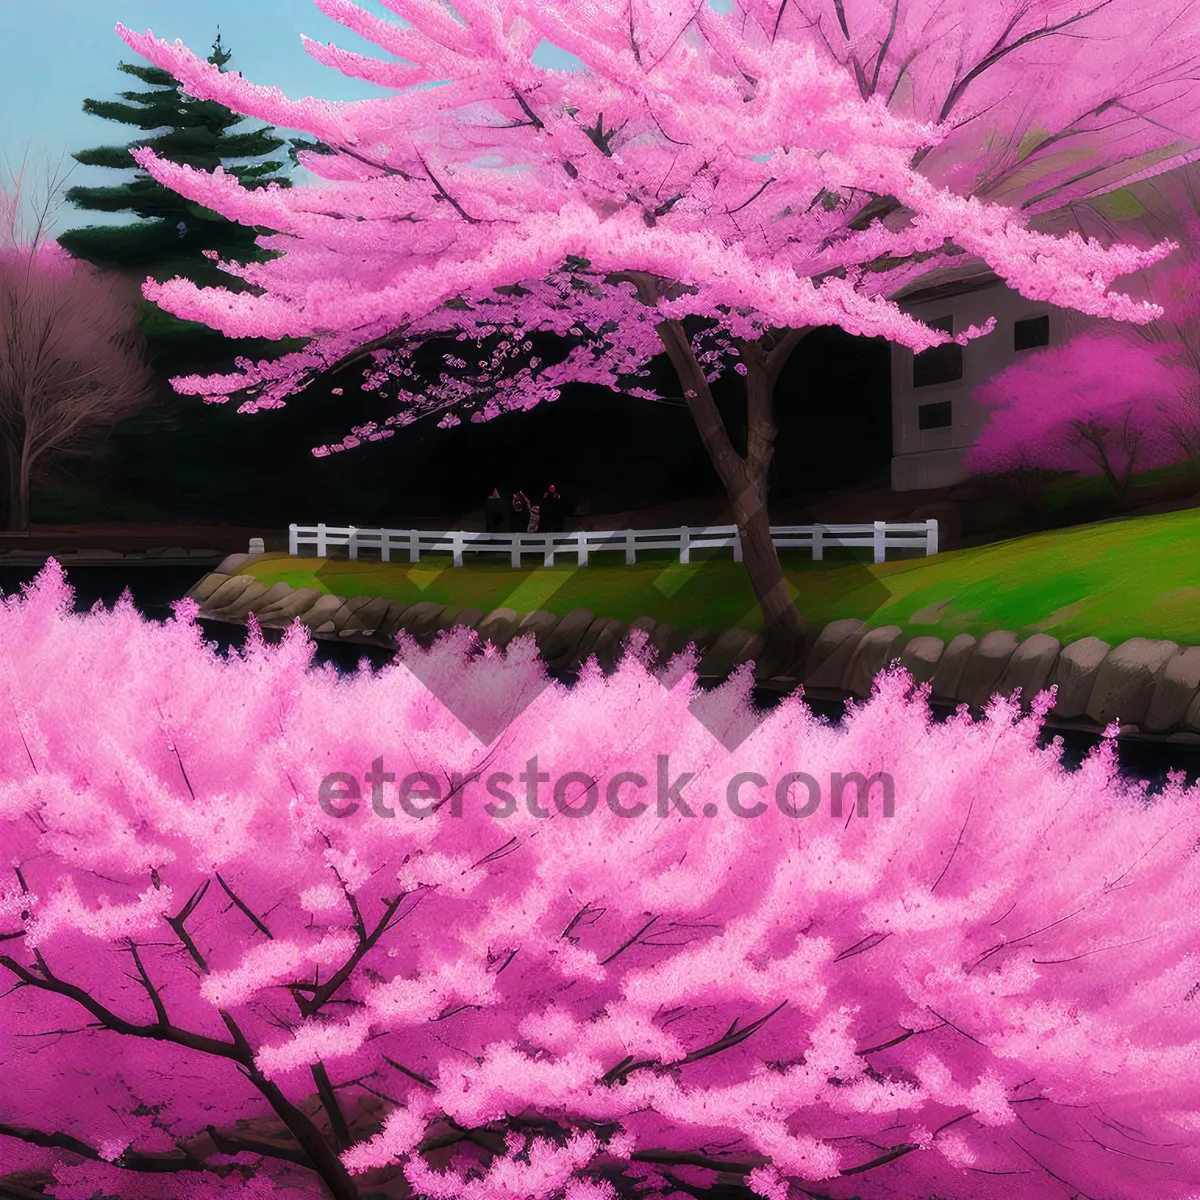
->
<box><xmin>624</xmin><ymin>530</ymin><xmax>635</xmax><ymax>565</ymax></box>
<box><xmin>452</xmin><ymin>532</ymin><xmax>464</xmax><ymax>568</ymax></box>
<box><xmin>316</xmin><ymin>523</ymin><xmax>328</xmax><ymax>558</ymax></box>
<box><xmin>811</xmin><ymin>524</ymin><xmax>823</xmax><ymax>561</ymax></box>
<box><xmin>348</xmin><ymin>526</ymin><xmax>359</xmax><ymax>561</ymax></box>
<box><xmin>926</xmin><ymin>518</ymin><xmax>939</xmax><ymax>556</ymax></box>
<box><xmin>873</xmin><ymin>520</ymin><xmax>886</xmax><ymax>564</ymax></box>
<box><xmin>511</xmin><ymin>535</ymin><xmax>521</xmax><ymax>569</ymax></box>
<box><xmin>288</xmin><ymin>525</ymin><xmax>299</xmax><ymax>556</ymax></box>
<box><xmin>408</xmin><ymin>530</ymin><xmax>420</xmax><ymax>564</ymax></box>
<box><xmin>543</xmin><ymin>533</ymin><xmax>554</xmax><ymax>568</ymax></box>
<box><xmin>732</xmin><ymin>529</ymin><xmax>743</xmax><ymax>563</ymax></box>
<box><xmin>679</xmin><ymin>526</ymin><xmax>690</xmax><ymax>565</ymax></box>
<box><xmin>381</xmin><ymin>530</ymin><xmax>392</xmax><ymax>564</ymax></box>
<box><xmin>576</xmin><ymin>530</ymin><xmax>588</xmax><ymax>567</ymax></box>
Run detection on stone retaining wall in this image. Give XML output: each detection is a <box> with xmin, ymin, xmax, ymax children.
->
<box><xmin>800</xmin><ymin>618</ymin><xmax>1200</xmax><ymax>742</ymax></box>
<box><xmin>188</xmin><ymin>556</ymin><xmax>766</xmax><ymax>678</ymax></box>
<box><xmin>190</xmin><ymin>555</ymin><xmax>1200</xmax><ymax>740</ymax></box>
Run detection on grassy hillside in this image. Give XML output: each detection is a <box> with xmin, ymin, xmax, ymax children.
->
<box><xmin>237</xmin><ymin>507</ymin><xmax>1200</xmax><ymax>644</ymax></box>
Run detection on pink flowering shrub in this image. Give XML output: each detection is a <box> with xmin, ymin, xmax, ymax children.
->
<box><xmin>1</xmin><ymin>562</ymin><xmax>1199</xmax><ymax>1199</ymax></box>
<box><xmin>965</xmin><ymin>330</ymin><xmax>1190</xmax><ymax>497</ymax></box>
<box><xmin>967</xmin><ymin>213</ymin><xmax>1200</xmax><ymax>499</ymax></box>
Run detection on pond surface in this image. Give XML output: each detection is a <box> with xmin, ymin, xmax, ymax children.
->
<box><xmin>3</xmin><ymin>563</ymin><xmax>1198</xmax><ymax>791</ymax></box>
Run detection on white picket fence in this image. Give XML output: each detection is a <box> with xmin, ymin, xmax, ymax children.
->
<box><xmin>287</xmin><ymin>519</ymin><xmax>938</xmax><ymax>567</ymax></box>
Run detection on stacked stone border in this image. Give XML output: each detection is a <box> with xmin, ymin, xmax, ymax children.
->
<box><xmin>189</xmin><ymin>555</ymin><xmax>1200</xmax><ymax>742</ymax></box>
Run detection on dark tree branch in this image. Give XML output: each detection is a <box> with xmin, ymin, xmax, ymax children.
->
<box><xmin>869</xmin><ymin>0</ymin><xmax>902</xmax><ymax>96</ymax></box>
<box><xmin>0</xmin><ymin>955</ymin><xmax>244</xmax><ymax>1061</ymax></box>
<box><xmin>0</xmin><ymin>1174</ymin><xmax>50</xmax><ymax>1200</ymax></box>
<box><xmin>164</xmin><ymin>878</ymin><xmax>211</xmax><ymax>973</ymax></box>
<box><xmin>125</xmin><ymin>941</ymin><xmax>169</xmax><ymax>1025</ymax></box>
<box><xmin>203</xmin><ymin>1123</ymin><xmax>313</xmax><ymax>1168</ymax></box>
<box><xmin>601</xmin><ymin>1001</ymin><xmax>787</xmax><ymax>1085</ymax></box>
<box><xmin>834</xmin><ymin>931</ymin><xmax>891</xmax><ymax>962</ymax></box>
<box><xmin>218</xmin><ymin>1010</ymin><xmax>359</xmax><ymax>1200</ymax></box>
<box><xmin>215</xmin><ymin>871</ymin><xmax>274</xmax><ymax>939</ymax></box>
<box><xmin>600</xmin><ymin>914</ymin><xmax>659</xmax><ymax>965</ymax></box>
<box><xmin>311</xmin><ymin>1061</ymin><xmax>352</xmax><ymax>1151</ymax></box>
<box><xmin>832</xmin><ymin>0</ymin><xmax>850</xmax><ymax>38</ymax></box>
<box><xmin>772</xmin><ymin>1</ymin><xmax>789</xmax><ymax>42</ymax></box>
<box><xmin>762</xmin><ymin>325</ymin><xmax>812</xmax><ymax>386</ymax></box>
<box><xmin>627</xmin><ymin>1111</ymin><xmax>977</xmax><ymax>1187</ymax></box>
<box><xmin>846</xmin><ymin>193</ymin><xmax>902</xmax><ymax>231</ymax></box>
<box><xmin>330</xmin><ymin>143</ymin><xmax>418</xmax><ymax>181</ymax></box>
<box><xmin>383</xmin><ymin>1053</ymin><xmax>437</xmax><ymax>1089</ymax></box>
<box><xmin>0</xmin><ymin>1122</ymin><xmax>218</xmax><ymax>1175</ymax></box>
<box><xmin>726</xmin><ymin>177</ymin><xmax>776</xmax><ymax>215</ymax></box>
<box><xmin>414</xmin><ymin>147</ymin><xmax>480</xmax><ymax>224</ymax></box>
<box><xmin>631</xmin><ymin>1147</ymin><xmax>767</xmax><ymax>1173</ymax></box>
<box><xmin>512</xmin><ymin>89</ymin><xmax>545</xmax><ymax>130</ymax></box>
<box><xmin>856</xmin><ymin>1022</ymin><xmax>944</xmax><ymax>1056</ymax></box>
<box><xmin>931</xmin><ymin>795</ymin><xmax>974</xmax><ymax>892</ymax></box>
<box><xmin>937</xmin><ymin>1</ymin><xmax>1118</xmax><ymax>124</ymax></box>
<box><xmin>167</xmin><ymin>739</ymin><xmax>195</xmax><ymax>803</ymax></box>
<box><xmin>292</xmin><ymin>892</ymin><xmax>409</xmax><ymax>1018</ymax></box>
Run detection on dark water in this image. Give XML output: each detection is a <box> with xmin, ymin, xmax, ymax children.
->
<box><xmin>3</xmin><ymin>563</ymin><xmax>1198</xmax><ymax>792</ymax></box>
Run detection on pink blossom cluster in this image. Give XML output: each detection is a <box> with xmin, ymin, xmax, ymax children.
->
<box><xmin>965</xmin><ymin>330</ymin><xmax>1191</xmax><ymax>475</ymax></box>
<box><xmin>0</xmin><ymin>563</ymin><xmax>1198</xmax><ymax>1198</ymax></box>
<box><xmin>100</xmin><ymin>0</ymin><xmax>1200</xmax><ymax>450</ymax></box>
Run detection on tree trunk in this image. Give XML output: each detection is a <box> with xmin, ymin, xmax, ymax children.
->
<box><xmin>651</xmin><ymin>312</ymin><xmax>810</xmax><ymax>674</ymax></box>
<box><xmin>2</xmin><ymin>441</ymin><xmax>20</xmax><ymax>533</ymax></box>
<box><xmin>605</xmin><ymin>271</ymin><xmax>814</xmax><ymax>672</ymax></box>
<box><xmin>0</xmin><ymin>443</ymin><xmax>10</xmax><ymax>532</ymax></box>
<box><xmin>11</xmin><ymin>450</ymin><xmax>30</xmax><ymax>532</ymax></box>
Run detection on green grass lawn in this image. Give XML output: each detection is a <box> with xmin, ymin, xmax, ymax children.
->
<box><xmin>238</xmin><ymin>506</ymin><xmax>1200</xmax><ymax>644</ymax></box>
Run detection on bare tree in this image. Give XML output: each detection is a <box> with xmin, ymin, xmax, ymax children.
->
<box><xmin>1067</xmin><ymin>410</ymin><xmax>1144</xmax><ymax>503</ymax></box>
<box><xmin>0</xmin><ymin>156</ymin><xmax>153</xmax><ymax>530</ymax></box>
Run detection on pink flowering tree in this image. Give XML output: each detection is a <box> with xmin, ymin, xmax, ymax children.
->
<box><xmin>2</xmin><ymin>563</ymin><xmax>1200</xmax><ymax>1198</ymax></box>
<box><xmin>108</xmin><ymin>0</ymin><xmax>1200</xmax><ymax>667</ymax></box>
<box><xmin>967</xmin><ymin>211</ymin><xmax>1200</xmax><ymax>500</ymax></box>
<box><xmin>0</xmin><ymin>177</ymin><xmax>154</xmax><ymax>530</ymax></box>
<box><xmin>1112</xmin><ymin>212</ymin><xmax>1200</xmax><ymax>471</ymax></box>
<box><xmin>964</xmin><ymin>330</ymin><xmax>1190</xmax><ymax>500</ymax></box>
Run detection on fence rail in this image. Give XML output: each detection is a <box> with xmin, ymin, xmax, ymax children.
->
<box><xmin>287</xmin><ymin>520</ymin><xmax>938</xmax><ymax>567</ymax></box>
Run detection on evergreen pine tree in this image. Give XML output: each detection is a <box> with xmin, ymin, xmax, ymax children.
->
<box><xmin>48</xmin><ymin>33</ymin><xmax>322</xmax><ymax>524</ymax></box>
<box><xmin>57</xmin><ymin>31</ymin><xmax>297</xmax><ymax>370</ymax></box>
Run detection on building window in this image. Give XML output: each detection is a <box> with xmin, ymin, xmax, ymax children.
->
<box><xmin>913</xmin><ymin>316</ymin><xmax>963</xmax><ymax>387</ymax></box>
<box><xmin>918</xmin><ymin>400</ymin><xmax>953</xmax><ymax>430</ymax></box>
<box><xmin>1014</xmin><ymin>314</ymin><xmax>1050</xmax><ymax>351</ymax></box>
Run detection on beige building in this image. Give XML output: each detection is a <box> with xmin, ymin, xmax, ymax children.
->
<box><xmin>889</xmin><ymin>270</ymin><xmax>1081</xmax><ymax>491</ymax></box>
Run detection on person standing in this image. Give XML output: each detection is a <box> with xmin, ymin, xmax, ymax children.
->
<box><xmin>510</xmin><ymin>489</ymin><xmax>530</xmax><ymax>532</ymax></box>
<box><xmin>541</xmin><ymin>484</ymin><xmax>564</xmax><ymax>533</ymax></box>
<box><xmin>484</xmin><ymin>487</ymin><xmax>507</xmax><ymax>532</ymax></box>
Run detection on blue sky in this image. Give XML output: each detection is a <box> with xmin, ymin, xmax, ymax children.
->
<box><xmin>0</xmin><ymin>0</ymin><xmax>578</xmax><ymax>230</ymax></box>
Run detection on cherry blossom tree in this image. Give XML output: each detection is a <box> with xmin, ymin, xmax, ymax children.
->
<box><xmin>964</xmin><ymin>330</ymin><xmax>1190</xmax><ymax>500</ymax></box>
<box><xmin>0</xmin><ymin>181</ymin><xmax>154</xmax><ymax>530</ymax></box>
<box><xmin>1102</xmin><ymin>210</ymin><xmax>1200</xmax><ymax>475</ymax></box>
<box><xmin>1</xmin><ymin>562</ymin><xmax>1200</xmax><ymax>1198</ymax></box>
<box><xmin>109</xmin><ymin>0</ymin><xmax>1200</xmax><ymax>668</ymax></box>
<box><xmin>966</xmin><ymin>209</ymin><xmax>1200</xmax><ymax>500</ymax></box>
